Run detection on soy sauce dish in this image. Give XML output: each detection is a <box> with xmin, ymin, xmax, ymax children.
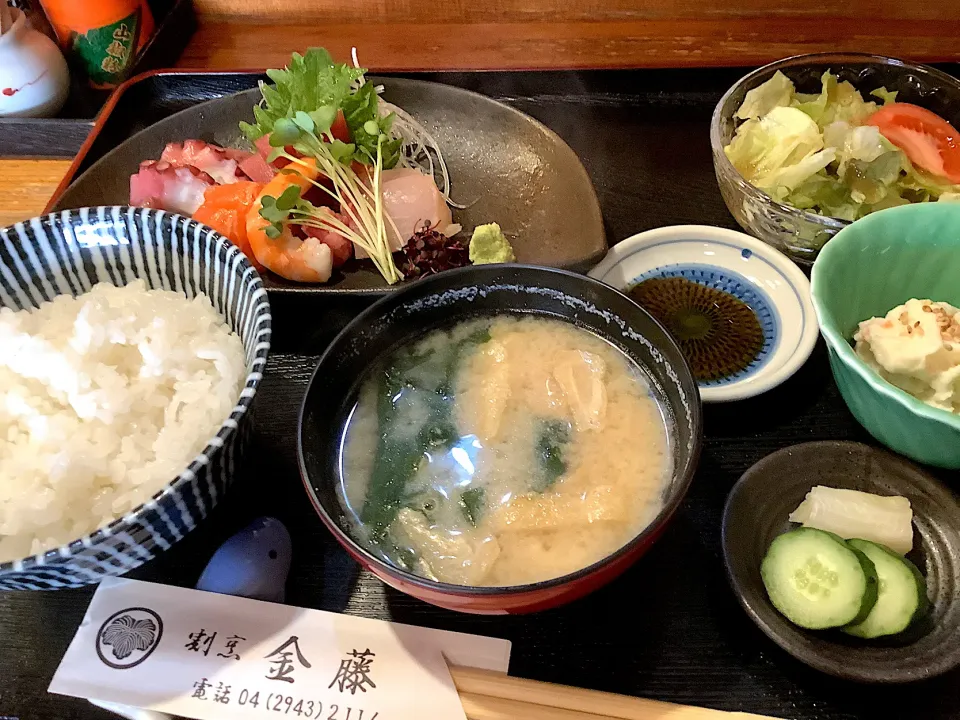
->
<box><xmin>298</xmin><ymin>265</ymin><xmax>702</xmax><ymax>614</ymax></box>
<box><xmin>589</xmin><ymin>225</ymin><xmax>818</xmax><ymax>402</ymax></box>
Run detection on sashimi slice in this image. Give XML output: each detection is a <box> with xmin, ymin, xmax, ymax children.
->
<box><xmin>130</xmin><ymin>162</ymin><xmax>214</xmax><ymax>215</ymax></box>
<box><xmin>344</xmin><ymin>168</ymin><xmax>453</xmax><ymax>262</ymax></box>
<box><xmin>238</xmin><ymin>152</ymin><xmax>275</xmax><ymax>183</ymax></box>
<box><xmin>161</xmin><ymin>140</ymin><xmax>244</xmax><ymax>185</ymax></box>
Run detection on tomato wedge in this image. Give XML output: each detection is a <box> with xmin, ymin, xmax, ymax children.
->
<box><xmin>866</xmin><ymin>103</ymin><xmax>960</xmax><ymax>183</ymax></box>
<box><xmin>330</xmin><ymin>110</ymin><xmax>351</xmax><ymax>144</ymax></box>
<box><xmin>193</xmin><ymin>181</ymin><xmax>265</xmax><ymax>271</ymax></box>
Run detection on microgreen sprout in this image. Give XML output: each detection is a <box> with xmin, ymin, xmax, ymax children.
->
<box><xmin>259</xmin><ymin>114</ymin><xmax>403</xmax><ymax>284</ymax></box>
<box><xmin>240</xmin><ymin>47</ymin><xmax>454</xmax><ymax>284</ymax></box>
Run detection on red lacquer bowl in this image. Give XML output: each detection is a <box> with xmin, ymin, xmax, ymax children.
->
<box><xmin>298</xmin><ymin>265</ymin><xmax>702</xmax><ymax>614</ymax></box>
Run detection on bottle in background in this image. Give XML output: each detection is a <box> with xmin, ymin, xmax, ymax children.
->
<box><xmin>38</xmin><ymin>0</ymin><xmax>155</xmax><ymax>88</ymax></box>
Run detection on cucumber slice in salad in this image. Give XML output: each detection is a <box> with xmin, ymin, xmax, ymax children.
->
<box><xmin>842</xmin><ymin>539</ymin><xmax>927</xmax><ymax>639</ymax></box>
<box><xmin>761</xmin><ymin>528</ymin><xmax>878</xmax><ymax>629</ymax></box>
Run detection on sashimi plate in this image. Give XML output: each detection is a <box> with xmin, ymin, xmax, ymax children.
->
<box><xmin>52</xmin><ymin>78</ymin><xmax>606</xmax><ymax>294</ymax></box>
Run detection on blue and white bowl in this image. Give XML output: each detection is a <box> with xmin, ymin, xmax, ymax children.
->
<box><xmin>589</xmin><ymin>225</ymin><xmax>817</xmax><ymax>402</ymax></box>
<box><xmin>0</xmin><ymin>207</ymin><xmax>271</xmax><ymax>590</ymax></box>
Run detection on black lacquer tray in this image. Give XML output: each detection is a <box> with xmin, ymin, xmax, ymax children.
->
<box><xmin>4</xmin><ymin>66</ymin><xmax>960</xmax><ymax>720</ymax></box>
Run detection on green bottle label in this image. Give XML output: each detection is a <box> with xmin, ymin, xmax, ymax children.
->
<box><xmin>70</xmin><ymin>9</ymin><xmax>141</xmax><ymax>87</ymax></box>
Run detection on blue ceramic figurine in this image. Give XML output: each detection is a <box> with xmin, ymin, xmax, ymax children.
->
<box><xmin>195</xmin><ymin>516</ymin><xmax>293</xmax><ymax>603</ymax></box>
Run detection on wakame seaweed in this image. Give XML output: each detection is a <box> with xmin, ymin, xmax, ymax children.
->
<box><xmin>360</xmin><ymin>323</ymin><xmax>491</xmax><ymax>542</ymax></box>
<box><xmin>531</xmin><ymin>418</ymin><xmax>572</xmax><ymax>492</ymax></box>
<box><xmin>459</xmin><ymin>487</ymin><xmax>485</xmax><ymax>526</ymax></box>
<box><xmin>359</xmin><ymin>366</ymin><xmax>428</xmax><ymax>541</ymax></box>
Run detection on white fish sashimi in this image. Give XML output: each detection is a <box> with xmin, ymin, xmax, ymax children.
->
<box><xmin>356</xmin><ymin>168</ymin><xmax>454</xmax><ymax>258</ymax></box>
<box><xmin>788</xmin><ymin>485</ymin><xmax>914</xmax><ymax>555</ymax></box>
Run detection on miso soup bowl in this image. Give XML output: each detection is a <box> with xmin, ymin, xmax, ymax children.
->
<box><xmin>298</xmin><ymin>265</ymin><xmax>702</xmax><ymax>614</ymax></box>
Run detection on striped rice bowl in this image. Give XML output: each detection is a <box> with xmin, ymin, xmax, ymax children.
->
<box><xmin>0</xmin><ymin>207</ymin><xmax>270</xmax><ymax>590</ymax></box>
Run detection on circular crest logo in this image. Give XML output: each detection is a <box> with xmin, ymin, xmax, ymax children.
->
<box><xmin>95</xmin><ymin>607</ymin><xmax>164</xmax><ymax>669</ymax></box>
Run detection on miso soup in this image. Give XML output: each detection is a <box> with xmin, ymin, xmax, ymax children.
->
<box><xmin>338</xmin><ymin>315</ymin><xmax>671</xmax><ymax>587</ymax></box>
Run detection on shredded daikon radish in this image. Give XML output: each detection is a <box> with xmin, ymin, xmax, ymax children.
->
<box><xmin>381</xmin><ymin>101</ymin><xmax>466</xmax><ymax>207</ymax></box>
<box><xmin>788</xmin><ymin>486</ymin><xmax>914</xmax><ymax>555</ymax></box>
<box><xmin>350</xmin><ymin>48</ymin><xmax>464</xmax><ymax>208</ymax></box>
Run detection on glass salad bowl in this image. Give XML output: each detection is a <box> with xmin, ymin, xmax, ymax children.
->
<box><xmin>710</xmin><ymin>53</ymin><xmax>960</xmax><ymax>264</ymax></box>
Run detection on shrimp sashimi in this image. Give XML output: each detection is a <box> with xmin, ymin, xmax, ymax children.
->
<box><xmin>246</xmin><ymin>159</ymin><xmax>333</xmax><ymax>283</ymax></box>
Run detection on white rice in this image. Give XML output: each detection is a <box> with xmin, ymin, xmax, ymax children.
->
<box><xmin>0</xmin><ymin>280</ymin><xmax>247</xmax><ymax>563</ymax></box>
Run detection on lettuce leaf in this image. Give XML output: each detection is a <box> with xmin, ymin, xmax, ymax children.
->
<box><xmin>828</xmin><ymin>123</ymin><xmax>903</xmax><ymax>203</ymax></box>
<box><xmin>766</xmin><ymin>150</ymin><xmax>838</xmax><ymax>199</ymax></box>
<box><xmin>837</xmin><ymin>125</ymin><xmax>895</xmax><ymax>165</ymax></box>
<box><xmin>789</xmin><ymin>173</ymin><xmax>861</xmax><ymax>220</ymax></box>
<box><xmin>726</xmin><ymin>69</ymin><xmax>960</xmax><ymax>230</ymax></box>
<box><xmin>788</xmin><ymin>71</ymin><xmax>878</xmax><ymax>127</ymax></box>
<box><xmin>821</xmin><ymin>78</ymin><xmax>878</xmax><ymax>127</ymax></box>
<box><xmin>725</xmin><ymin>106</ymin><xmax>830</xmax><ymax>194</ymax></box>
<box><xmin>899</xmin><ymin>159</ymin><xmax>960</xmax><ymax>200</ymax></box>
<box><xmin>790</xmin><ymin>71</ymin><xmax>835</xmax><ymax>123</ymax></box>
<box><xmin>736</xmin><ymin>71</ymin><xmax>795</xmax><ymax>120</ymax></box>
<box><xmin>870</xmin><ymin>87</ymin><xmax>899</xmax><ymax>105</ymax></box>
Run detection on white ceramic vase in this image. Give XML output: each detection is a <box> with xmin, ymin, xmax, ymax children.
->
<box><xmin>0</xmin><ymin>7</ymin><xmax>70</xmax><ymax>118</ymax></box>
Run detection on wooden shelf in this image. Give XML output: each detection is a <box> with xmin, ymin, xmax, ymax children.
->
<box><xmin>177</xmin><ymin>18</ymin><xmax>960</xmax><ymax>71</ymax></box>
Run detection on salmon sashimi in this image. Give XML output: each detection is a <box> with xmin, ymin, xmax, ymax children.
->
<box><xmin>193</xmin><ymin>181</ymin><xmax>266</xmax><ymax>271</ymax></box>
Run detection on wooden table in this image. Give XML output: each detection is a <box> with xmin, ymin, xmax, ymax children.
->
<box><xmin>0</xmin><ymin>158</ymin><xmax>73</xmax><ymax>226</ymax></box>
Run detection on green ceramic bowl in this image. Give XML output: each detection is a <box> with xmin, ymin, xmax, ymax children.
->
<box><xmin>811</xmin><ymin>203</ymin><xmax>960</xmax><ymax>469</ymax></box>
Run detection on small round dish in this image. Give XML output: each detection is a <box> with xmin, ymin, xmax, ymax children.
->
<box><xmin>589</xmin><ymin>225</ymin><xmax>818</xmax><ymax>402</ymax></box>
<box><xmin>722</xmin><ymin>441</ymin><xmax>960</xmax><ymax>683</ymax></box>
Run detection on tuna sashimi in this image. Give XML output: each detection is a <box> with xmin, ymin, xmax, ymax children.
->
<box><xmin>238</xmin><ymin>153</ymin><xmax>275</xmax><ymax>183</ymax></box>
<box><xmin>303</xmin><ymin>224</ymin><xmax>354</xmax><ymax>268</ymax></box>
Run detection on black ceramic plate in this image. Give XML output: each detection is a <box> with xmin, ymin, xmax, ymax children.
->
<box><xmin>722</xmin><ymin>441</ymin><xmax>960</xmax><ymax>683</ymax></box>
<box><xmin>52</xmin><ymin>78</ymin><xmax>606</xmax><ymax>294</ymax></box>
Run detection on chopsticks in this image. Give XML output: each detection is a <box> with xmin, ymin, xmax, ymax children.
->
<box><xmin>450</xmin><ymin>666</ymin><xmax>782</xmax><ymax>720</ymax></box>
